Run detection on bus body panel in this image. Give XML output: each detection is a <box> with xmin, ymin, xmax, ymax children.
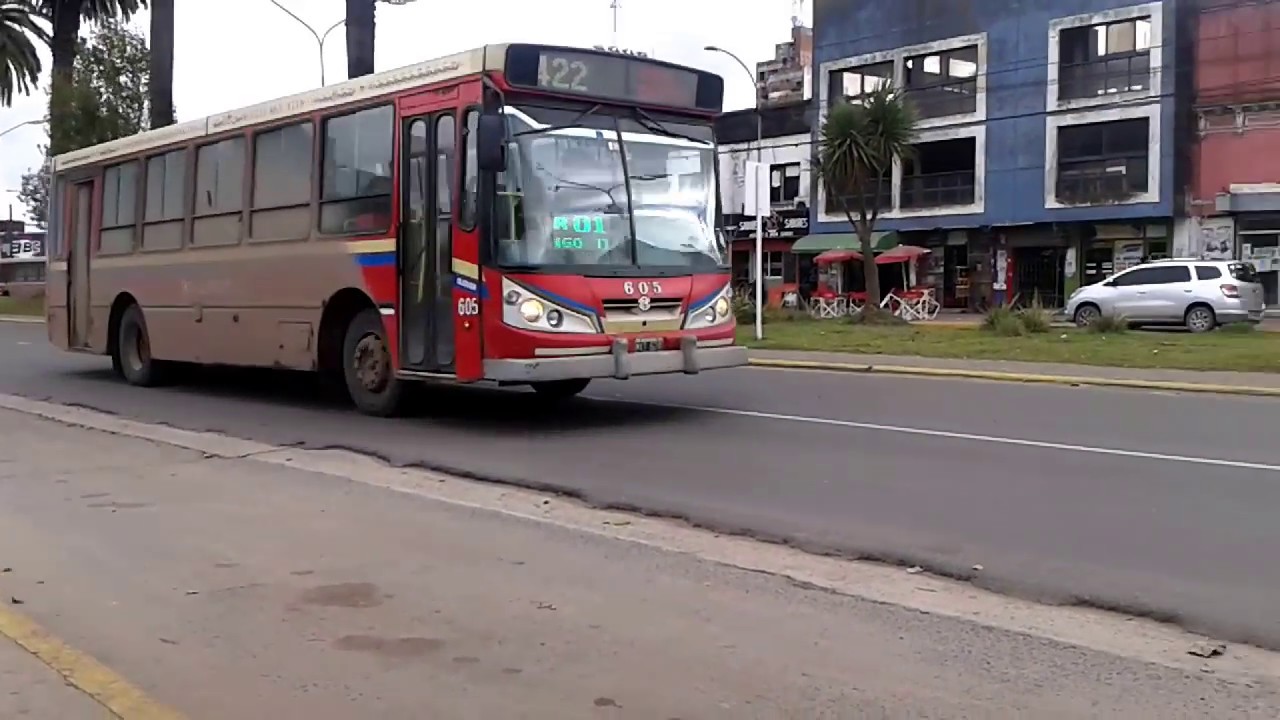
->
<box><xmin>44</xmin><ymin>44</ymin><xmax>744</xmax><ymax>390</ymax></box>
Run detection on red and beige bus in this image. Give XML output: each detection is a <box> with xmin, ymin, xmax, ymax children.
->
<box><xmin>44</xmin><ymin>44</ymin><xmax>746</xmax><ymax>415</ymax></box>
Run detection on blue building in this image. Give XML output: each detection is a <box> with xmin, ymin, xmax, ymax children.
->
<box><xmin>805</xmin><ymin>0</ymin><xmax>1193</xmax><ymax>309</ymax></box>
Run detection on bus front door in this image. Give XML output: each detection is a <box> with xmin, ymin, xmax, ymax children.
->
<box><xmin>398</xmin><ymin>111</ymin><xmax>457</xmax><ymax>373</ymax></box>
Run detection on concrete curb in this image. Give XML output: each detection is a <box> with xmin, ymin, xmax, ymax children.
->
<box><xmin>0</xmin><ymin>315</ymin><xmax>42</xmax><ymax>324</ymax></box>
<box><xmin>748</xmin><ymin>357</ymin><xmax>1280</xmax><ymax>398</ymax></box>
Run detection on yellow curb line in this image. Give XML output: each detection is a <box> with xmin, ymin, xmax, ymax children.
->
<box><xmin>747</xmin><ymin>358</ymin><xmax>1280</xmax><ymax>398</ymax></box>
<box><xmin>0</xmin><ymin>604</ymin><xmax>186</xmax><ymax>719</ymax></box>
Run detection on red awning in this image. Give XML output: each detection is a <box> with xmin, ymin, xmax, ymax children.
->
<box><xmin>875</xmin><ymin>244</ymin><xmax>930</xmax><ymax>264</ymax></box>
<box><xmin>815</xmin><ymin>248</ymin><xmax>863</xmax><ymax>265</ymax></box>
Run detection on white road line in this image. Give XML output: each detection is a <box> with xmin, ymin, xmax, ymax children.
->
<box><xmin>619</xmin><ymin>399</ymin><xmax>1280</xmax><ymax>473</ymax></box>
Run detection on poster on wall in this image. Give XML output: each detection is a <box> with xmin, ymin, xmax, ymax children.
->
<box><xmin>1197</xmin><ymin>217</ymin><xmax>1235</xmax><ymax>260</ymax></box>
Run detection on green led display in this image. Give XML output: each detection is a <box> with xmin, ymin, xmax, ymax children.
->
<box><xmin>552</xmin><ymin>214</ymin><xmax>611</xmax><ymax>251</ymax></box>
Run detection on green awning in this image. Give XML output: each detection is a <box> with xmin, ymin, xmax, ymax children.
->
<box><xmin>791</xmin><ymin>230</ymin><xmax>899</xmax><ymax>254</ymax></box>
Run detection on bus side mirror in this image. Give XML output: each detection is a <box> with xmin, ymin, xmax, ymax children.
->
<box><xmin>476</xmin><ymin>113</ymin><xmax>506</xmax><ymax>173</ymax></box>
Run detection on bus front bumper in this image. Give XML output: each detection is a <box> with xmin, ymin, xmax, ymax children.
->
<box><xmin>483</xmin><ymin>337</ymin><xmax>748</xmax><ymax>383</ymax></box>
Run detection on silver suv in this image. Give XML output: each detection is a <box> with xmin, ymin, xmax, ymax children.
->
<box><xmin>1065</xmin><ymin>259</ymin><xmax>1265</xmax><ymax>332</ymax></box>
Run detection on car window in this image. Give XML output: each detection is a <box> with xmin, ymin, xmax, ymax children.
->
<box><xmin>1195</xmin><ymin>265</ymin><xmax>1222</xmax><ymax>280</ymax></box>
<box><xmin>1114</xmin><ymin>266</ymin><xmax>1190</xmax><ymax>286</ymax></box>
<box><xmin>1229</xmin><ymin>262</ymin><xmax>1259</xmax><ymax>283</ymax></box>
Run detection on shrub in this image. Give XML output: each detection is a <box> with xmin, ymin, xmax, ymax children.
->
<box><xmin>1086</xmin><ymin>314</ymin><xmax>1129</xmax><ymax>334</ymax></box>
<box><xmin>1218</xmin><ymin>321</ymin><xmax>1256</xmax><ymax>334</ymax></box>
<box><xmin>1016</xmin><ymin>295</ymin><xmax>1053</xmax><ymax>334</ymax></box>
<box><xmin>982</xmin><ymin>305</ymin><xmax>1026</xmax><ymax>336</ymax></box>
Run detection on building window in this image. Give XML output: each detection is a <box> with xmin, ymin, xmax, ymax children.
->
<box><xmin>101</xmin><ymin>161</ymin><xmax>140</xmax><ymax>228</ymax></box>
<box><xmin>1058</xmin><ymin>17</ymin><xmax>1152</xmax><ymax>101</ymax></box>
<box><xmin>822</xmin><ymin>167</ymin><xmax>890</xmax><ymax>215</ymax></box>
<box><xmin>144</xmin><ymin>150</ymin><xmax>186</xmax><ymax>223</ymax></box>
<box><xmin>195</xmin><ymin>137</ymin><xmax>246</xmax><ymax>216</ymax></box>
<box><xmin>253</xmin><ymin>122</ymin><xmax>314</xmax><ymax>210</ymax></box>
<box><xmin>903</xmin><ymin>45</ymin><xmax>978</xmax><ymax>119</ymax></box>
<box><xmin>829</xmin><ymin>61</ymin><xmax>892</xmax><ymax>104</ymax></box>
<box><xmin>901</xmin><ymin>137</ymin><xmax>977</xmax><ymax>209</ymax></box>
<box><xmin>755</xmin><ymin>250</ymin><xmax>785</xmax><ymax>280</ymax></box>
<box><xmin>1056</xmin><ymin>118</ymin><xmax>1149</xmax><ymax>204</ymax></box>
<box><xmin>320</xmin><ymin>104</ymin><xmax>394</xmax><ymax>235</ymax></box>
<box><xmin>770</xmin><ymin>162</ymin><xmax>801</xmax><ymax>204</ymax></box>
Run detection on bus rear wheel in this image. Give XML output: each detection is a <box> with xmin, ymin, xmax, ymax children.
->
<box><xmin>114</xmin><ymin>304</ymin><xmax>170</xmax><ymax>387</ymax></box>
<box><xmin>342</xmin><ymin>307</ymin><xmax>405</xmax><ymax>417</ymax></box>
<box><xmin>530</xmin><ymin>378</ymin><xmax>591</xmax><ymax>400</ymax></box>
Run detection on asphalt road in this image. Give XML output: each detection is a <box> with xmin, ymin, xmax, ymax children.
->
<box><xmin>4</xmin><ymin>321</ymin><xmax>1280</xmax><ymax>648</ymax></box>
<box><xmin>7</xmin><ymin>409</ymin><xmax>1275</xmax><ymax>718</ymax></box>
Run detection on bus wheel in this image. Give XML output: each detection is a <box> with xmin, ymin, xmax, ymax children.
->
<box><xmin>530</xmin><ymin>378</ymin><xmax>591</xmax><ymax>400</ymax></box>
<box><xmin>342</xmin><ymin>308</ymin><xmax>404</xmax><ymax>417</ymax></box>
<box><xmin>115</xmin><ymin>304</ymin><xmax>169</xmax><ymax>387</ymax></box>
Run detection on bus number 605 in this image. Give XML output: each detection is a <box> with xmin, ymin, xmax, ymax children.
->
<box><xmin>623</xmin><ymin>281</ymin><xmax>662</xmax><ymax>295</ymax></box>
<box><xmin>457</xmin><ymin>297</ymin><xmax>480</xmax><ymax>316</ymax></box>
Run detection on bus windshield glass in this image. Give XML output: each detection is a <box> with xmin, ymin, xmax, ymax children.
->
<box><xmin>494</xmin><ymin>105</ymin><xmax>726</xmax><ymax>271</ymax></box>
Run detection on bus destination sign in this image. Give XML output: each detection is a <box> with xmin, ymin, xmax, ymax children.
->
<box><xmin>505</xmin><ymin>45</ymin><xmax>721</xmax><ymax>112</ymax></box>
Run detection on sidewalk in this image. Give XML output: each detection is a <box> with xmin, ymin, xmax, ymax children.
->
<box><xmin>750</xmin><ymin>348</ymin><xmax>1280</xmax><ymax>392</ymax></box>
<box><xmin>0</xmin><ymin>634</ymin><xmax>105</xmax><ymax>719</ymax></box>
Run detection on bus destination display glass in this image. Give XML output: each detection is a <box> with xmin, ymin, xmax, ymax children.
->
<box><xmin>526</xmin><ymin>49</ymin><xmax>700</xmax><ymax>109</ymax></box>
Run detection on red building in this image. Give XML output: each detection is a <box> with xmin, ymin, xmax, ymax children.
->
<box><xmin>1192</xmin><ymin>0</ymin><xmax>1280</xmax><ymax>304</ymax></box>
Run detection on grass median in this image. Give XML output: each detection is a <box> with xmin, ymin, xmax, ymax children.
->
<box><xmin>737</xmin><ymin>314</ymin><xmax>1280</xmax><ymax>373</ymax></box>
<box><xmin>0</xmin><ymin>296</ymin><xmax>43</xmax><ymax>316</ymax></box>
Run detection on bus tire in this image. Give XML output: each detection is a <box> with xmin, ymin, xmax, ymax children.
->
<box><xmin>530</xmin><ymin>378</ymin><xmax>591</xmax><ymax>400</ymax></box>
<box><xmin>114</xmin><ymin>304</ymin><xmax>170</xmax><ymax>387</ymax></box>
<box><xmin>342</xmin><ymin>307</ymin><xmax>405</xmax><ymax>417</ymax></box>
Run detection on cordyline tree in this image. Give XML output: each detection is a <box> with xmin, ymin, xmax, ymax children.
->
<box><xmin>0</xmin><ymin>0</ymin><xmax>48</xmax><ymax>106</ymax></box>
<box><xmin>17</xmin><ymin>19</ymin><xmax>149</xmax><ymax>227</ymax></box>
<box><xmin>816</xmin><ymin>85</ymin><xmax>917</xmax><ymax>308</ymax></box>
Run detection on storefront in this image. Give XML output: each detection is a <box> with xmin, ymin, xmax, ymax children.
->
<box><xmin>1077</xmin><ymin>222</ymin><xmax>1170</xmax><ymax>290</ymax></box>
<box><xmin>726</xmin><ymin>208</ymin><xmax>810</xmax><ymax>288</ymax></box>
<box><xmin>0</xmin><ymin>229</ymin><xmax>46</xmax><ymax>298</ymax></box>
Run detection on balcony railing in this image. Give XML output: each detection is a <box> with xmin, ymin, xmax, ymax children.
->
<box><xmin>1056</xmin><ymin>160</ymin><xmax>1148</xmax><ymax>203</ymax></box>
<box><xmin>825</xmin><ymin>184</ymin><xmax>891</xmax><ymax>215</ymax></box>
<box><xmin>1058</xmin><ymin>53</ymin><xmax>1150</xmax><ymax>101</ymax></box>
<box><xmin>900</xmin><ymin>171</ymin><xmax>976</xmax><ymax>209</ymax></box>
<box><xmin>904</xmin><ymin>82</ymin><xmax>977</xmax><ymax>119</ymax></box>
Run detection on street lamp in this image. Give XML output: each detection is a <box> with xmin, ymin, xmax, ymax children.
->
<box><xmin>268</xmin><ymin>0</ymin><xmax>345</xmax><ymax>86</ymax></box>
<box><xmin>705</xmin><ymin>45</ymin><xmax>765</xmax><ymax>340</ymax></box>
<box><xmin>0</xmin><ymin>119</ymin><xmax>41</xmax><ymax>139</ymax></box>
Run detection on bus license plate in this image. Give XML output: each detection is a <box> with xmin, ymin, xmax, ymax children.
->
<box><xmin>635</xmin><ymin>338</ymin><xmax>663</xmax><ymax>352</ymax></box>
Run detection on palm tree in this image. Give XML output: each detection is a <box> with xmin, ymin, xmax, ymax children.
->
<box><xmin>147</xmin><ymin>0</ymin><xmax>172</xmax><ymax>127</ymax></box>
<box><xmin>0</xmin><ymin>0</ymin><xmax>47</xmax><ymax>107</ymax></box>
<box><xmin>816</xmin><ymin>85</ymin><xmax>917</xmax><ymax>308</ymax></box>
<box><xmin>43</xmin><ymin>0</ymin><xmax>143</xmax><ymax>153</ymax></box>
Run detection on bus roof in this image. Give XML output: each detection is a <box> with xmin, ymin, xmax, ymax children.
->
<box><xmin>53</xmin><ymin>44</ymin><xmax>498</xmax><ymax>172</ymax></box>
<box><xmin>53</xmin><ymin>44</ymin><xmax>724</xmax><ymax>174</ymax></box>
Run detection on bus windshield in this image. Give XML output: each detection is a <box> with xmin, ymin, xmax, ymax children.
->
<box><xmin>495</xmin><ymin>105</ymin><xmax>727</xmax><ymax>271</ymax></box>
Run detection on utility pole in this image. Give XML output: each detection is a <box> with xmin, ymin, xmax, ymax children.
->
<box><xmin>610</xmin><ymin>0</ymin><xmax>620</xmax><ymax>41</ymax></box>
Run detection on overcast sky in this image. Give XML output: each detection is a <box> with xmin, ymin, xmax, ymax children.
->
<box><xmin>0</xmin><ymin>0</ymin><xmax>809</xmax><ymax>225</ymax></box>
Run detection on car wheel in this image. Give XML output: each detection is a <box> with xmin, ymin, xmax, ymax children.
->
<box><xmin>1184</xmin><ymin>305</ymin><xmax>1217</xmax><ymax>334</ymax></box>
<box><xmin>1073</xmin><ymin>304</ymin><xmax>1101</xmax><ymax>327</ymax></box>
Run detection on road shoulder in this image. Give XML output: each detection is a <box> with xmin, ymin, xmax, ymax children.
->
<box><xmin>0</xmin><ymin>628</ymin><xmax>116</xmax><ymax>719</ymax></box>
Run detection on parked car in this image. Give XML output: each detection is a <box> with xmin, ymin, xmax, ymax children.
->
<box><xmin>1065</xmin><ymin>259</ymin><xmax>1265</xmax><ymax>332</ymax></box>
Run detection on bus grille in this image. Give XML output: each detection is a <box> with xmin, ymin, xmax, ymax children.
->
<box><xmin>600</xmin><ymin>298</ymin><xmax>683</xmax><ymax>333</ymax></box>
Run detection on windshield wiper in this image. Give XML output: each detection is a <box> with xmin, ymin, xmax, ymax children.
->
<box><xmin>513</xmin><ymin>104</ymin><xmax>605</xmax><ymax>137</ymax></box>
<box><xmin>630</xmin><ymin>108</ymin><xmax>709</xmax><ymax>145</ymax></box>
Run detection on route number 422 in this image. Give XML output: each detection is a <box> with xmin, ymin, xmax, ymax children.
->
<box><xmin>457</xmin><ymin>297</ymin><xmax>480</xmax><ymax>316</ymax></box>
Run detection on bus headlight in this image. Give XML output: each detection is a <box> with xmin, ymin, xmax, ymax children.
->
<box><xmin>684</xmin><ymin>285</ymin><xmax>733</xmax><ymax>330</ymax></box>
<box><xmin>502</xmin><ymin>278</ymin><xmax>600</xmax><ymax>334</ymax></box>
<box><xmin>519</xmin><ymin>298</ymin><xmax>545</xmax><ymax>323</ymax></box>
